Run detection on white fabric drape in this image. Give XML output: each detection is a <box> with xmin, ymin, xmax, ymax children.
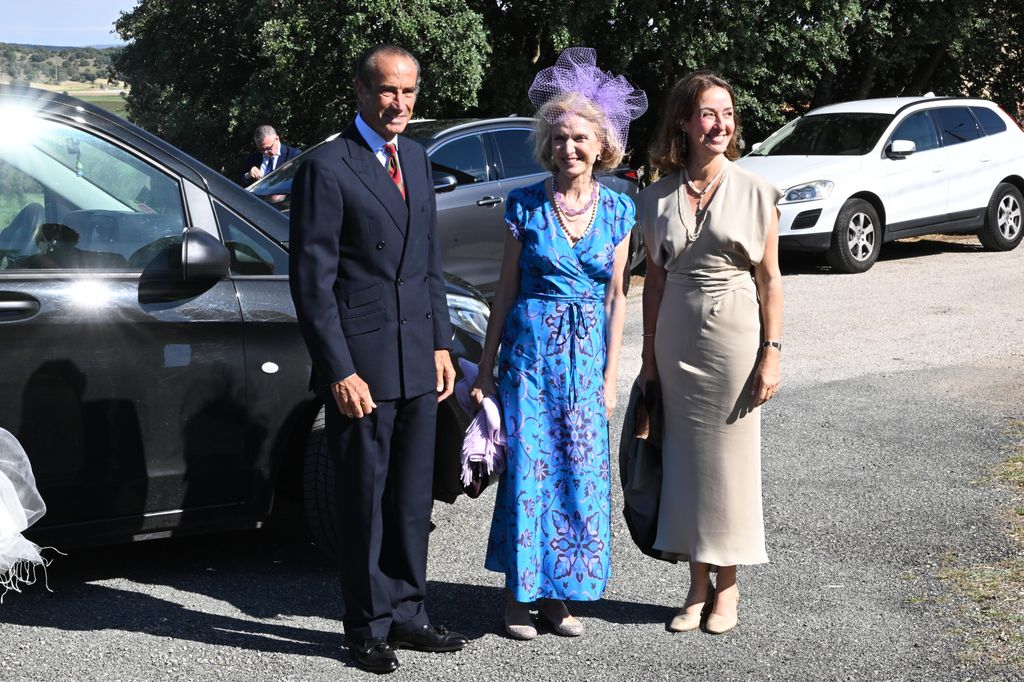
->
<box><xmin>0</xmin><ymin>428</ymin><xmax>47</xmax><ymax>599</ymax></box>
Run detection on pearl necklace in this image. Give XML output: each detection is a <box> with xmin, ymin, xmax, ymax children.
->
<box><xmin>553</xmin><ymin>176</ymin><xmax>598</xmax><ymax>218</ymax></box>
<box><xmin>683</xmin><ymin>165</ymin><xmax>725</xmax><ymax>220</ymax></box>
<box><xmin>550</xmin><ymin>178</ymin><xmax>597</xmax><ymax>245</ymax></box>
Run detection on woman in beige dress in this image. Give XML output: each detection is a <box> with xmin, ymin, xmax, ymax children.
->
<box><xmin>636</xmin><ymin>71</ymin><xmax>783</xmax><ymax>635</ymax></box>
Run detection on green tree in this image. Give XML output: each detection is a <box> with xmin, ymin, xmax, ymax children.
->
<box><xmin>471</xmin><ymin>1</ymin><xmax>859</xmax><ymax>157</ymax></box>
<box><xmin>814</xmin><ymin>0</ymin><xmax>1023</xmax><ymax>119</ymax></box>
<box><xmin>114</xmin><ymin>0</ymin><xmax>490</xmax><ymax>174</ymax></box>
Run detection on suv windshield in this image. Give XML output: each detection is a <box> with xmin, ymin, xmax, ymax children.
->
<box><xmin>751</xmin><ymin>113</ymin><xmax>894</xmax><ymax>156</ymax></box>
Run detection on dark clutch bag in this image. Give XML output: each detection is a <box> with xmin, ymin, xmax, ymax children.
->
<box><xmin>618</xmin><ymin>380</ymin><xmax>675</xmax><ymax>563</ymax></box>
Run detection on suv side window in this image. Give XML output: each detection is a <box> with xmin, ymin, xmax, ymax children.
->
<box><xmin>214</xmin><ymin>202</ymin><xmax>287</xmax><ymax>276</ymax></box>
<box><xmin>492</xmin><ymin>129</ymin><xmax>545</xmax><ymax>179</ymax></box>
<box><xmin>891</xmin><ymin>111</ymin><xmax>939</xmax><ymax>152</ymax></box>
<box><xmin>970</xmin><ymin>106</ymin><xmax>1007</xmax><ymax>135</ymax></box>
<box><xmin>0</xmin><ymin>118</ymin><xmax>185</xmax><ymax>271</ymax></box>
<box><xmin>429</xmin><ymin>135</ymin><xmax>490</xmax><ymax>185</ymax></box>
<box><xmin>932</xmin><ymin>107</ymin><xmax>982</xmax><ymax>146</ymax></box>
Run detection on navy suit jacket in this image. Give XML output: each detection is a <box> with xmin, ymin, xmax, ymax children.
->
<box><xmin>240</xmin><ymin>143</ymin><xmax>301</xmax><ymax>185</ymax></box>
<box><xmin>289</xmin><ymin>124</ymin><xmax>452</xmax><ymax>401</ymax></box>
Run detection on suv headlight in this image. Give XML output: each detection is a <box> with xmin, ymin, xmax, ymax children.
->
<box><xmin>780</xmin><ymin>180</ymin><xmax>834</xmax><ymax>204</ymax></box>
<box><xmin>446</xmin><ymin>293</ymin><xmax>489</xmax><ymax>340</ymax></box>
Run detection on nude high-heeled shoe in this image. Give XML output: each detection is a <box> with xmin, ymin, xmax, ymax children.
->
<box><xmin>704</xmin><ymin>589</ymin><xmax>739</xmax><ymax>634</ymax></box>
<box><xmin>668</xmin><ymin>581</ymin><xmax>715</xmax><ymax>632</ymax></box>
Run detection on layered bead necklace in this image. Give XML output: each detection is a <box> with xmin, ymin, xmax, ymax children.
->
<box><xmin>551</xmin><ymin>176</ymin><xmax>599</xmax><ymax>245</ymax></box>
<box><xmin>683</xmin><ymin>164</ymin><xmax>725</xmax><ymax>221</ymax></box>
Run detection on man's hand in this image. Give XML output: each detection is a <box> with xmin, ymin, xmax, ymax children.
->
<box><xmin>435</xmin><ymin>350</ymin><xmax>455</xmax><ymax>402</ymax></box>
<box><xmin>332</xmin><ymin>373</ymin><xmax>376</xmax><ymax>419</ymax></box>
<box><xmin>248</xmin><ymin>165</ymin><xmax>264</xmax><ymax>181</ymax></box>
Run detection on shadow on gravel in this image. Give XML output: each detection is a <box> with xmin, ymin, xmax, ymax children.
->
<box><xmin>0</xmin><ymin>582</ymin><xmax>340</xmax><ymax>659</ymax></box>
<box><xmin>7</xmin><ymin>508</ymin><xmax>673</xmax><ymax>653</ymax></box>
<box><xmin>425</xmin><ymin>580</ymin><xmax>674</xmax><ymax>640</ymax></box>
<box><xmin>779</xmin><ymin>237</ymin><xmax>984</xmax><ymax>276</ymax></box>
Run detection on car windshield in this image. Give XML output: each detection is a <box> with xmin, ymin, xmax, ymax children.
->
<box><xmin>0</xmin><ymin>110</ymin><xmax>148</xmax><ymax>215</ymax></box>
<box><xmin>750</xmin><ymin>113</ymin><xmax>894</xmax><ymax>156</ymax></box>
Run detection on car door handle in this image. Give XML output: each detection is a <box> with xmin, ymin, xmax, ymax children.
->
<box><xmin>476</xmin><ymin>196</ymin><xmax>504</xmax><ymax>207</ymax></box>
<box><xmin>979</xmin><ymin>156</ymin><xmax>991</xmax><ymax>163</ymax></box>
<box><xmin>0</xmin><ymin>299</ymin><xmax>40</xmax><ymax>321</ymax></box>
<box><xmin>931</xmin><ymin>165</ymin><xmax>944</xmax><ymax>173</ymax></box>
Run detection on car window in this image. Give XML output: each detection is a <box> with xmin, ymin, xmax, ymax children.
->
<box><xmin>492</xmin><ymin>129</ymin><xmax>545</xmax><ymax>179</ymax></box>
<box><xmin>890</xmin><ymin>111</ymin><xmax>939</xmax><ymax>152</ymax></box>
<box><xmin>215</xmin><ymin>201</ymin><xmax>287</xmax><ymax>276</ymax></box>
<box><xmin>932</xmin><ymin>107</ymin><xmax>982</xmax><ymax>146</ymax></box>
<box><xmin>429</xmin><ymin>135</ymin><xmax>490</xmax><ymax>184</ymax></box>
<box><xmin>970</xmin><ymin>106</ymin><xmax>1007</xmax><ymax>135</ymax></box>
<box><xmin>750</xmin><ymin>113</ymin><xmax>893</xmax><ymax>156</ymax></box>
<box><xmin>0</xmin><ymin>117</ymin><xmax>185</xmax><ymax>271</ymax></box>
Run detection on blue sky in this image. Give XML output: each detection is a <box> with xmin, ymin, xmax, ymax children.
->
<box><xmin>0</xmin><ymin>0</ymin><xmax>138</xmax><ymax>47</ymax></box>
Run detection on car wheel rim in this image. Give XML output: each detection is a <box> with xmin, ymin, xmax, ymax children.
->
<box><xmin>997</xmin><ymin>194</ymin><xmax>1022</xmax><ymax>240</ymax></box>
<box><xmin>846</xmin><ymin>212</ymin><xmax>876</xmax><ymax>261</ymax></box>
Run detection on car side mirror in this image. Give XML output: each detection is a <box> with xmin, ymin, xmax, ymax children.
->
<box><xmin>749</xmin><ymin>142</ymin><xmax>763</xmax><ymax>153</ymax></box>
<box><xmin>886</xmin><ymin>139</ymin><xmax>916</xmax><ymax>159</ymax></box>
<box><xmin>182</xmin><ymin>227</ymin><xmax>230</xmax><ymax>280</ymax></box>
<box><xmin>433</xmin><ymin>173</ymin><xmax>458</xmax><ymax>193</ymax></box>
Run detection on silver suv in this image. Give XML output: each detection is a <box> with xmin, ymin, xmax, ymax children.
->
<box><xmin>249</xmin><ymin>117</ymin><xmax>644</xmax><ymax>297</ymax></box>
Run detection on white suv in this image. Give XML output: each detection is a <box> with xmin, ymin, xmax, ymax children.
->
<box><xmin>736</xmin><ymin>96</ymin><xmax>1024</xmax><ymax>273</ymax></box>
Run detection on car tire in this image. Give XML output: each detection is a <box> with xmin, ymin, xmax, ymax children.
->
<box><xmin>977</xmin><ymin>183</ymin><xmax>1024</xmax><ymax>251</ymax></box>
<box><xmin>302</xmin><ymin>406</ymin><xmax>341</xmax><ymax>563</ymax></box>
<box><xmin>826</xmin><ymin>199</ymin><xmax>881</xmax><ymax>273</ymax></box>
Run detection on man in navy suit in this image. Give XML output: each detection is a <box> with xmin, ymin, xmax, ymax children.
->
<box><xmin>239</xmin><ymin>125</ymin><xmax>301</xmax><ymax>185</ymax></box>
<box><xmin>288</xmin><ymin>44</ymin><xmax>465</xmax><ymax>674</ymax></box>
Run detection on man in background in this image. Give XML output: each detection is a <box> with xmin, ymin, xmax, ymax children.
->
<box><xmin>239</xmin><ymin>125</ymin><xmax>300</xmax><ymax>185</ymax></box>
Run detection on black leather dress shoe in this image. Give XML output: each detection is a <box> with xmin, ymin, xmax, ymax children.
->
<box><xmin>388</xmin><ymin>624</ymin><xmax>468</xmax><ymax>652</ymax></box>
<box><xmin>347</xmin><ymin>638</ymin><xmax>400</xmax><ymax>674</ymax></box>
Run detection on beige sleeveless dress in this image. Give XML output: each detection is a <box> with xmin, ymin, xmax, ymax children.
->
<box><xmin>637</xmin><ymin>160</ymin><xmax>781</xmax><ymax>566</ymax></box>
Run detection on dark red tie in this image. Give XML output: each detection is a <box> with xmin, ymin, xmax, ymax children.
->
<box><xmin>384</xmin><ymin>143</ymin><xmax>405</xmax><ymax>199</ymax></box>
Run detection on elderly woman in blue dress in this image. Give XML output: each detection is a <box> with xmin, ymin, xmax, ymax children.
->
<box><xmin>470</xmin><ymin>48</ymin><xmax>646</xmax><ymax>640</ymax></box>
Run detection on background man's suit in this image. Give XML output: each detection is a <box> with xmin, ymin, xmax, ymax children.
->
<box><xmin>289</xmin><ymin>123</ymin><xmax>452</xmax><ymax>642</ymax></box>
<box><xmin>239</xmin><ymin>143</ymin><xmax>301</xmax><ymax>185</ymax></box>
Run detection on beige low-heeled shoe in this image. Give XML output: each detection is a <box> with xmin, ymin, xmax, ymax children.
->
<box><xmin>668</xmin><ymin>581</ymin><xmax>715</xmax><ymax>632</ymax></box>
<box><xmin>504</xmin><ymin>604</ymin><xmax>538</xmax><ymax>640</ymax></box>
<box><xmin>705</xmin><ymin>590</ymin><xmax>739</xmax><ymax>634</ymax></box>
<box><xmin>537</xmin><ymin>599</ymin><xmax>584</xmax><ymax>637</ymax></box>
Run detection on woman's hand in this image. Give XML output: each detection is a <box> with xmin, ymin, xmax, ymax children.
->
<box><xmin>604</xmin><ymin>370</ymin><xmax>618</xmax><ymax>418</ymax></box>
<box><xmin>638</xmin><ymin>360</ymin><xmax>659</xmax><ymax>394</ymax></box>
<box><xmin>750</xmin><ymin>350</ymin><xmax>781</xmax><ymax>407</ymax></box>
<box><xmin>470</xmin><ymin>372</ymin><xmax>497</xmax><ymax>406</ymax></box>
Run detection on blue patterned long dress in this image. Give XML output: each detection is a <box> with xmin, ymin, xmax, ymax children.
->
<box><xmin>485</xmin><ymin>180</ymin><xmax>635</xmax><ymax>602</ymax></box>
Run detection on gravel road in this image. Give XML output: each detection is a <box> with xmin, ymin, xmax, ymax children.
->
<box><xmin>2</xmin><ymin>237</ymin><xmax>1022</xmax><ymax>681</ymax></box>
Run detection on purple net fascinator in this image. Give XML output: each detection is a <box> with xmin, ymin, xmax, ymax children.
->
<box><xmin>528</xmin><ymin>47</ymin><xmax>648</xmax><ymax>148</ymax></box>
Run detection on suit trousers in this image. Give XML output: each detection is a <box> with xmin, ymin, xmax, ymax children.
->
<box><xmin>326</xmin><ymin>389</ymin><xmax>438</xmax><ymax>642</ymax></box>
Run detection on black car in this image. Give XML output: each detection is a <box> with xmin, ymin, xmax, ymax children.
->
<box><xmin>0</xmin><ymin>86</ymin><xmax>487</xmax><ymax>553</ymax></box>
<box><xmin>249</xmin><ymin>118</ymin><xmax>645</xmax><ymax>298</ymax></box>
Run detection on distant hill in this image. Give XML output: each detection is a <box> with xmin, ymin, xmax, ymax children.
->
<box><xmin>6</xmin><ymin>43</ymin><xmax>124</xmax><ymax>51</ymax></box>
<box><xmin>0</xmin><ymin>42</ymin><xmax>123</xmax><ymax>88</ymax></box>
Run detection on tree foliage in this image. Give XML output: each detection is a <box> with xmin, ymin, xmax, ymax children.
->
<box><xmin>114</xmin><ymin>0</ymin><xmax>1024</xmax><ymax>172</ymax></box>
<box><xmin>114</xmin><ymin>0</ymin><xmax>489</xmax><ymax>174</ymax></box>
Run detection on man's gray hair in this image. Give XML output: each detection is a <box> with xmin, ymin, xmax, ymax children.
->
<box><xmin>355</xmin><ymin>44</ymin><xmax>421</xmax><ymax>89</ymax></box>
<box><xmin>253</xmin><ymin>125</ymin><xmax>277</xmax><ymax>143</ymax></box>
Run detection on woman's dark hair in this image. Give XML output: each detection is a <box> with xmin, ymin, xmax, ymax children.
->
<box><xmin>648</xmin><ymin>71</ymin><xmax>742</xmax><ymax>173</ymax></box>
